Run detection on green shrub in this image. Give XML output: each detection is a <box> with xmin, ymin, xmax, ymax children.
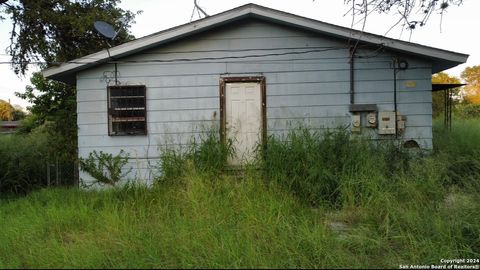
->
<box><xmin>454</xmin><ymin>104</ymin><xmax>480</xmax><ymax>119</ymax></box>
<box><xmin>1</xmin><ymin>118</ymin><xmax>77</xmax><ymax>195</ymax></box>
<box><xmin>79</xmin><ymin>150</ymin><xmax>131</xmax><ymax>187</ymax></box>
<box><xmin>0</xmin><ymin>131</ymin><xmax>49</xmax><ymax>194</ymax></box>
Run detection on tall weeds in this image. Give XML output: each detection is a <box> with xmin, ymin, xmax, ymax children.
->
<box><xmin>156</xmin><ymin>129</ymin><xmax>233</xmax><ymax>186</ymax></box>
<box><xmin>434</xmin><ymin>119</ymin><xmax>480</xmax><ymax>190</ymax></box>
<box><xmin>258</xmin><ymin>128</ymin><xmax>420</xmax><ymax>208</ymax></box>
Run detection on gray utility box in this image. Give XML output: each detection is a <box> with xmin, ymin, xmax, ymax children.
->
<box><xmin>378</xmin><ymin>111</ymin><xmax>396</xmax><ymax>135</ymax></box>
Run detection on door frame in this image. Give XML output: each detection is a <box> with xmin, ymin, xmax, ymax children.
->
<box><xmin>219</xmin><ymin>76</ymin><xmax>267</xmax><ymax>146</ymax></box>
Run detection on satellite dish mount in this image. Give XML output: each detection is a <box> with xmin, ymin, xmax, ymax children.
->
<box><xmin>94</xmin><ymin>20</ymin><xmax>120</xmax><ymax>85</ymax></box>
<box><xmin>190</xmin><ymin>0</ymin><xmax>209</xmax><ymax>21</ymax></box>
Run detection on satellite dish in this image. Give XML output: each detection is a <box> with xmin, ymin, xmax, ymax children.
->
<box><xmin>94</xmin><ymin>21</ymin><xmax>118</xmax><ymax>40</ymax></box>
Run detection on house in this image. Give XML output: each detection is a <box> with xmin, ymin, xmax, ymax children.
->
<box><xmin>0</xmin><ymin>121</ymin><xmax>20</xmax><ymax>135</ymax></box>
<box><xmin>42</xmin><ymin>4</ymin><xmax>468</xmax><ymax>184</ymax></box>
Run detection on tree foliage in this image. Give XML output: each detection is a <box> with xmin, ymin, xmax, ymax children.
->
<box><xmin>0</xmin><ymin>99</ymin><xmax>14</xmax><ymax>121</ymax></box>
<box><xmin>0</xmin><ymin>99</ymin><xmax>25</xmax><ymax>121</ymax></box>
<box><xmin>0</xmin><ymin>0</ymin><xmax>139</xmax><ymax>165</ymax></box>
<box><xmin>461</xmin><ymin>65</ymin><xmax>480</xmax><ymax>104</ymax></box>
<box><xmin>16</xmin><ymin>73</ymin><xmax>77</xmax><ymax>160</ymax></box>
<box><xmin>1</xmin><ymin>0</ymin><xmax>138</xmax><ymax>75</ymax></box>
<box><xmin>344</xmin><ymin>0</ymin><xmax>464</xmax><ymax>33</ymax></box>
<box><xmin>431</xmin><ymin>72</ymin><xmax>461</xmax><ymax>117</ymax></box>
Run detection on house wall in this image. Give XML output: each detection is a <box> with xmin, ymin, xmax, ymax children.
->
<box><xmin>76</xmin><ymin>19</ymin><xmax>433</xmax><ymax>185</ymax></box>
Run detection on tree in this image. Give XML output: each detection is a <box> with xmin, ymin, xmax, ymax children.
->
<box><xmin>16</xmin><ymin>72</ymin><xmax>77</xmax><ymax>160</ymax></box>
<box><xmin>1</xmin><ymin>0</ymin><xmax>138</xmax><ymax>75</ymax></box>
<box><xmin>0</xmin><ymin>100</ymin><xmax>25</xmax><ymax>121</ymax></box>
<box><xmin>460</xmin><ymin>65</ymin><xmax>480</xmax><ymax>104</ymax></box>
<box><xmin>0</xmin><ymin>0</ymin><xmax>139</xmax><ymax>165</ymax></box>
<box><xmin>0</xmin><ymin>99</ymin><xmax>14</xmax><ymax>121</ymax></box>
<box><xmin>431</xmin><ymin>72</ymin><xmax>461</xmax><ymax>117</ymax></box>
<box><xmin>343</xmin><ymin>0</ymin><xmax>464</xmax><ymax>34</ymax></box>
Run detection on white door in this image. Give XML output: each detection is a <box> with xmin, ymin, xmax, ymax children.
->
<box><xmin>225</xmin><ymin>82</ymin><xmax>262</xmax><ymax>165</ymax></box>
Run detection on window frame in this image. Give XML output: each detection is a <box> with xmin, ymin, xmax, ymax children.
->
<box><xmin>107</xmin><ymin>85</ymin><xmax>147</xmax><ymax>136</ymax></box>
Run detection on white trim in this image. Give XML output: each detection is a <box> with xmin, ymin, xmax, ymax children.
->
<box><xmin>42</xmin><ymin>4</ymin><xmax>468</xmax><ymax>83</ymax></box>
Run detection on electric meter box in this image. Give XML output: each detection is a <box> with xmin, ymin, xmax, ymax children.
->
<box><xmin>351</xmin><ymin>114</ymin><xmax>361</xmax><ymax>133</ymax></box>
<box><xmin>378</xmin><ymin>111</ymin><xmax>396</xmax><ymax>135</ymax></box>
<box><xmin>397</xmin><ymin>113</ymin><xmax>407</xmax><ymax>134</ymax></box>
<box><xmin>367</xmin><ymin>112</ymin><xmax>377</xmax><ymax>128</ymax></box>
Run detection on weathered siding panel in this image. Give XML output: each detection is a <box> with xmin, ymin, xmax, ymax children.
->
<box><xmin>77</xmin><ymin>19</ymin><xmax>433</xmax><ymax>184</ymax></box>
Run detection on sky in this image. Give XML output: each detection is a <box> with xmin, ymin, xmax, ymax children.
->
<box><xmin>0</xmin><ymin>0</ymin><xmax>479</xmax><ymax>109</ymax></box>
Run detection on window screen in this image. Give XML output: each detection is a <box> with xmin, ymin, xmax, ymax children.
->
<box><xmin>108</xmin><ymin>85</ymin><xmax>147</xmax><ymax>136</ymax></box>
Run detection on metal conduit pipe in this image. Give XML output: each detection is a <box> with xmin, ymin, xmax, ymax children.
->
<box><xmin>393</xmin><ymin>58</ymin><xmax>398</xmax><ymax>138</ymax></box>
<box><xmin>349</xmin><ymin>47</ymin><xmax>356</xmax><ymax>105</ymax></box>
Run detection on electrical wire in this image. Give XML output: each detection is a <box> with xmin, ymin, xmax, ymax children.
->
<box><xmin>80</xmin><ymin>66</ymin><xmax>430</xmax><ymax>81</ymax></box>
<box><xmin>108</xmin><ymin>47</ymin><xmax>349</xmax><ymax>64</ymax></box>
<box><xmin>135</xmin><ymin>45</ymin><xmax>352</xmax><ymax>55</ymax></box>
<box><xmin>0</xmin><ymin>44</ymin><xmax>388</xmax><ymax>66</ymax></box>
<box><xmin>0</xmin><ymin>46</ymin><xmax>347</xmax><ymax>65</ymax></box>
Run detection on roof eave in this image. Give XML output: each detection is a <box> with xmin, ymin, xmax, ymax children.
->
<box><xmin>42</xmin><ymin>6</ymin><xmax>256</xmax><ymax>84</ymax></box>
<box><xmin>42</xmin><ymin>3</ymin><xmax>469</xmax><ymax>84</ymax></box>
<box><xmin>247</xmin><ymin>7</ymin><xmax>468</xmax><ymax>65</ymax></box>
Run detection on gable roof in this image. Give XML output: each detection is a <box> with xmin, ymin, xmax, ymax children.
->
<box><xmin>43</xmin><ymin>3</ymin><xmax>469</xmax><ymax>84</ymax></box>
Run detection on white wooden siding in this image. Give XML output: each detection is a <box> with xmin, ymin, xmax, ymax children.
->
<box><xmin>77</xmin><ymin>19</ymin><xmax>433</xmax><ymax>184</ymax></box>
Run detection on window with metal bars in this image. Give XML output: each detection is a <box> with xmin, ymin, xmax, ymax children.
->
<box><xmin>108</xmin><ymin>85</ymin><xmax>147</xmax><ymax>136</ymax></box>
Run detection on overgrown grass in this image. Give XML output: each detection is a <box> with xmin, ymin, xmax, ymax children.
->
<box><xmin>433</xmin><ymin>118</ymin><xmax>480</xmax><ymax>190</ymax></box>
<box><xmin>0</xmin><ymin>119</ymin><xmax>479</xmax><ymax>268</ymax></box>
